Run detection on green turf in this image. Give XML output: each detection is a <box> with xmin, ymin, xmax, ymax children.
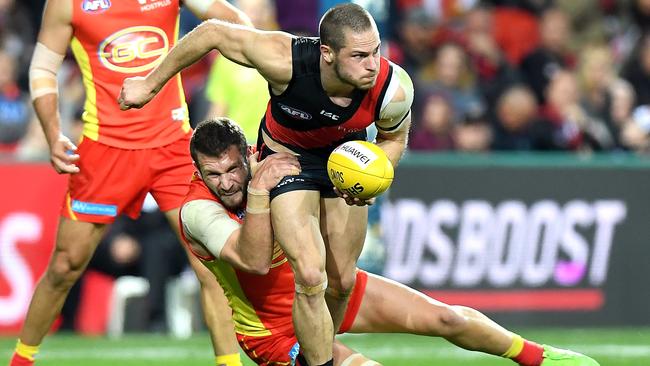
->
<box><xmin>2</xmin><ymin>328</ymin><xmax>649</xmax><ymax>365</ymax></box>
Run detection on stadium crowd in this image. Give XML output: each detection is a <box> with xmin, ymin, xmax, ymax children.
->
<box><xmin>3</xmin><ymin>0</ymin><xmax>650</xmax><ymax>333</ymax></box>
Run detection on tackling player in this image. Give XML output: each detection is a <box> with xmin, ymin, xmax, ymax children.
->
<box><xmin>180</xmin><ymin>117</ymin><xmax>600</xmax><ymax>366</ymax></box>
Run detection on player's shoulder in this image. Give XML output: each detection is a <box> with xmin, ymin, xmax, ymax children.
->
<box><xmin>181</xmin><ymin>199</ymin><xmax>225</xmax><ymax>226</ymax></box>
<box><xmin>387</xmin><ymin>61</ymin><xmax>414</xmax><ymax>98</ymax></box>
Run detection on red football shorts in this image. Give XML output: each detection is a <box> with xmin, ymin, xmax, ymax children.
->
<box><xmin>61</xmin><ymin>134</ymin><xmax>194</xmax><ymax>224</ymax></box>
<box><xmin>236</xmin><ymin>271</ymin><xmax>369</xmax><ymax>366</ymax></box>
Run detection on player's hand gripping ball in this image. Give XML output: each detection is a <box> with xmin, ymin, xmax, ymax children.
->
<box><xmin>327</xmin><ymin>140</ymin><xmax>394</xmax><ymax>200</ymax></box>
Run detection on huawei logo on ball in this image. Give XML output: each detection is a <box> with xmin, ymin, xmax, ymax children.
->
<box><xmin>98</xmin><ymin>26</ymin><xmax>169</xmax><ymax>74</ymax></box>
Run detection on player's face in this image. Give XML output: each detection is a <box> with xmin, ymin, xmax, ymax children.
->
<box><xmin>197</xmin><ymin>146</ymin><xmax>249</xmax><ymax>210</ymax></box>
<box><xmin>333</xmin><ymin>29</ymin><xmax>381</xmax><ymax>90</ymax></box>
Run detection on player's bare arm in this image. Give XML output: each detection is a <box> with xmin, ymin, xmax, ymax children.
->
<box><xmin>183</xmin><ymin>0</ymin><xmax>252</xmax><ymax>26</ymax></box>
<box><xmin>183</xmin><ymin>152</ymin><xmax>300</xmax><ymax>273</ymax></box>
<box><xmin>119</xmin><ymin>20</ymin><xmax>293</xmax><ymax>110</ymax></box>
<box><xmin>374</xmin><ymin>63</ymin><xmax>414</xmax><ymax>168</ymax></box>
<box><xmin>30</xmin><ymin>0</ymin><xmax>79</xmax><ymax>174</ymax></box>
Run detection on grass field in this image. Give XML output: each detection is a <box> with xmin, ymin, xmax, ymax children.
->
<box><xmin>2</xmin><ymin>328</ymin><xmax>649</xmax><ymax>365</ymax></box>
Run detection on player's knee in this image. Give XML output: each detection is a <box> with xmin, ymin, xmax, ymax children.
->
<box><xmin>294</xmin><ymin>268</ymin><xmax>327</xmax><ymax>299</ymax></box>
<box><xmin>295</xmin><ymin>266</ymin><xmax>326</xmax><ymax>289</ymax></box>
<box><xmin>326</xmin><ymin>271</ymin><xmax>356</xmax><ymax>299</ymax></box>
<box><xmin>46</xmin><ymin>251</ymin><xmax>86</xmax><ymax>288</ymax></box>
<box><xmin>442</xmin><ymin>306</ymin><xmax>471</xmax><ymax>335</ymax></box>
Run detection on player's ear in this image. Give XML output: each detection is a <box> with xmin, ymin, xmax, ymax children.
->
<box><xmin>321</xmin><ymin>45</ymin><xmax>334</xmax><ymax>63</ymax></box>
<box><xmin>193</xmin><ymin>161</ymin><xmax>202</xmax><ymax>179</ymax></box>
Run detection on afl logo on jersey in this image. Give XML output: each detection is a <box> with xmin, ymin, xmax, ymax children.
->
<box><xmin>81</xmin><ymin>0</ymin><xmax>111</xmax><ymax>13</ymax></box>
<box><xmin>278</xmin><ymin>103</ymin><xmax>312</xmax><ymax>120</ymax></box>
<box><xmin>98</xmin><ymin>26</ymin><xmax>169</xmax><ymax>74</ymax></box>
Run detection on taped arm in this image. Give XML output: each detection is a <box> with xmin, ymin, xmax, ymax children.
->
<box><xmin>374</xmin><ymin>62</ymin><xmax>414</xmax><ymax>167</ymax></box>
<box><xmin>181</xmin><ymin>197</ymin><xmax>274</xmax><ymax>274</ymax></box>
<box><xmin>29</xmin><ymin>0</ymin><xmax>72</xmax><ymax>145</ymax></box>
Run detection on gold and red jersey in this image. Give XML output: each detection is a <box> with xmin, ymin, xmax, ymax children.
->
<box><xmin>179</xmin><ymin>173</ymin><xmax>295</xmax><ymax>337</ymax></box>
<box><xmin>71</xmin><ymin>0</ymin><xmax>190</xmax><ymax>149</ymax></box>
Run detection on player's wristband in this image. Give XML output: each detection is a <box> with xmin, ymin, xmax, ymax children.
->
<box><xmin>246</xmin><ymin>185</ymin><xmax>270</xmax><ymax>214</ymax></box>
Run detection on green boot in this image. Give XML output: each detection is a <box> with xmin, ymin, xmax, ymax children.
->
<box><xmin>541</xmin><ymin>345</ymin><xmax>600</xmax><ymax>366</ymax></box>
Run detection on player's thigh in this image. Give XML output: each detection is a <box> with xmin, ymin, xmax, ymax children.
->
<box><xmin>349</xmin><ymin>273</ymin><xmax>452</xmax><ymax>335</ymax></box>
<box><xmin>149</xmin><ymin>135</ymin><xmax>194</xmax><ymax>212</ymax></box>
<box><xmin>271</xmin><ymin>190</ymin><xmax>325</xmax><ymax>269</ymax></box>
<box><xmin>320</xmin><ymin>197</ymin><xmax>368</xmax><ymax>272</ymax></box>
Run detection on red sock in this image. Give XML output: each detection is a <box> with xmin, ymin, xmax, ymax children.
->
<box><xmin>514</xmin><ymin>340</ymin><xmax>544</xmax><ymax>366</ymax></box>
<box><xmin>9</xmin><ymin>353</ymin><xmax>34</xmax><ymax>366</ymax></box>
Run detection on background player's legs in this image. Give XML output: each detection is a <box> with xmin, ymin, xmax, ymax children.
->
<box><xmin>320</xmin><ymin>198</ymin><xmax>367</xmax><ymax>333</ymax></box>
<box><xmin>271</xmin><ymin>191</ymin><xmax>333</xmax><ymax>366</ymax></box>
<box><xmin>349</xmin><ymin>273</ymin><xmax>514</xmax><ymax>355</ymax></box>
<box><xmin>163</xmin><ymin>210</ymin><xmax>240</xmax><ymax>357</ymax></box>
<box><xmin>18</xmin><ymin>218</ymin><xmax>107</xmax><ymax>346</ymax></box>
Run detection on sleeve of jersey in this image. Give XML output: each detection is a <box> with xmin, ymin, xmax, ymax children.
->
<box><xmin>181</xmin><ymin>199</ymin><xmax>241</xmax><ymax>259</ymax></box>
<box><xmin>375</xmin><ymin>62</ymin><xmax>414</xmax><ymax>133</ymax></box>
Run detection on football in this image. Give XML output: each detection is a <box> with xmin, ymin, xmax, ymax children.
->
<box><xmin>327</xmin><ymin>140</ymin><xmax>394</xmax><ymax>200</ymax></box>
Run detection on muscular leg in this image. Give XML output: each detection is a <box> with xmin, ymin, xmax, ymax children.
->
<box><xmin>18</xmin><ymin>218</ymin><xmax>108</xmax><ymax>345</ymax></box>
<box><xmin>320</xmin><ymin>198</ymin><xmax>367</xmax><ymax>333</ymax></box>
<box><xmin>272</xmin><ymin>191</ymin><xmax>332</xmax><ymax>366</ymax></box>
<box><xmin>349</xmin><ymin>273</ymin><xmax>513</xmax><ymax>355</ymax></box>
<box><xmin>164</xmin><ymin>210</ymin><xmax>239</xmax><ymax>357</ymax></box>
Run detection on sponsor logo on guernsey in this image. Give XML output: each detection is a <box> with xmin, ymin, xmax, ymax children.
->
<box><xmin>71</xmin><ymin>200</ymin><xmax>118</xmax><ymax>216</ymax></box>
<box><xmin>81</xmin><ymin>0</ymin><xmax>111</xmax><ymax>13</ymax></box>
<box><xmin>98</xmin><ymin>26</ymin><xmax>169</xmax><ymax>74</ymax></box>
<box><xmin>137</xmin><ymin>0</ymin><xmax>172</xmax><ymax>12</ymax></box>
<box><xmin>288</xmin><ymin>342</ymin><xmax>300</xmax><ymax>366</ymax></box>
<box><xmin>319</xmin><ymin>110</ymin><xmax>340</xmax><ymax>121</ymax></box>
<box><xmin>332</xmin><ymin>143</ymin><xmax>377</xmax><ymax>169</ymax></box>
<box><xmin>278</xmin><ymin>103</ymin><xmax>312</xmax><ymax>120</ymax></box>
<box><xmin>171</xmin><ymin>107</ymin><xmax>186</xmax><ymax>121</ymax></box>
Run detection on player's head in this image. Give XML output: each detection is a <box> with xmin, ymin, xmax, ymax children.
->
<box><xmin>319</xmin><ymin>3</ymin><xmax>380</xmax><ymax>90</ymax></box>
<box><xmin>190</xmin><ymin>118</ymin><xmax>250</xmax><ymax>210</ymax></box>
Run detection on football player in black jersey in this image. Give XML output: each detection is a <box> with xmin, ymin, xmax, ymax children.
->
<box><xmin>119</xmin><ymin>4</ymin><xmax>413</xmax><ymax>366</ymax></box>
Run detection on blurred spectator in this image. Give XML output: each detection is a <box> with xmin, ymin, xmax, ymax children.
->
<box><xmin>453</xmin><ymin>107</ymin><xmax>493</xmax><ymax>152</ymax></box>
<box><xmin>621</xmin><ymin>34</ymin><xmax>650</xmax><ymax>106</ymax></box>
<box><xmin>390</xmin><ymin>6</ymin><xmax>437</xmax><ymax>75</ymax></box>
<box><xmin>461</xmin><ymin>5</ymin><xmax>522</xmax><ymax>108</ymax></box>
<box><xmin>520</xmin><ymin>7</ymin><xmax>576</xmax><ymax>103</ymax></box>
<box><xmin>0</xmin><ymin>50</ymin><xmax>30</xmax><ymax>154</ymax></box>
<box><xmin>0</xmin><ymin>0</ymin><xmax>35</xmax><ymax>90</ymax></box>
<box><xmin>609</xmin><ymin>80</ymin><xmax>650</xmax><ymax>151</ymax></box>
<box><xmin>578</xmin><ymin>44</ymin><xmax>621</xmax><ymax>150</ymax></box>
<box><xmin>418</xmin><ymin>42</ymin><xmax>485</xmax><ymax>124</ymax></box>
<box><xmin>556</xmin><ymin>0</ymin><xmax>608</xmax><ymax>50</ymax></box>
<box><xmin>409</xmin><ymin>93</ymin><xmax>455</xmax><ymax>151</ymax></box>
<box><xmin>540</xmin><ymin>70</ymin><xmax>612</xmax><ymax>151</ymax></box>
<box><xmin>205</xmin><ymin>0</ymin><xmax>276</xmax><ymax>143</ymax></box>
<box><xmin>625</xmin><ymin>105</ymin><xmax>650</xmax><ymax>151</ymax></box>
<box><xmin>491</xmin><ymin>84</ymin><xmax>549</xmax><ymax>150</ymax></box>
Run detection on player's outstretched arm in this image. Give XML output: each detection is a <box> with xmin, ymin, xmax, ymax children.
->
<box><xmin>374</xmin><ymin>63</ymin><xmax>414</xmax><ymax>168</ymax></box>
<box><xmin>119</xmin><ymin>20</ymin><xmax>292</xmax><ymax>110</ymax></box>
<box><xmin>30</xmin><ymin>0</ymin><xmax>79</xmax><ymax>174</ymax></box>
